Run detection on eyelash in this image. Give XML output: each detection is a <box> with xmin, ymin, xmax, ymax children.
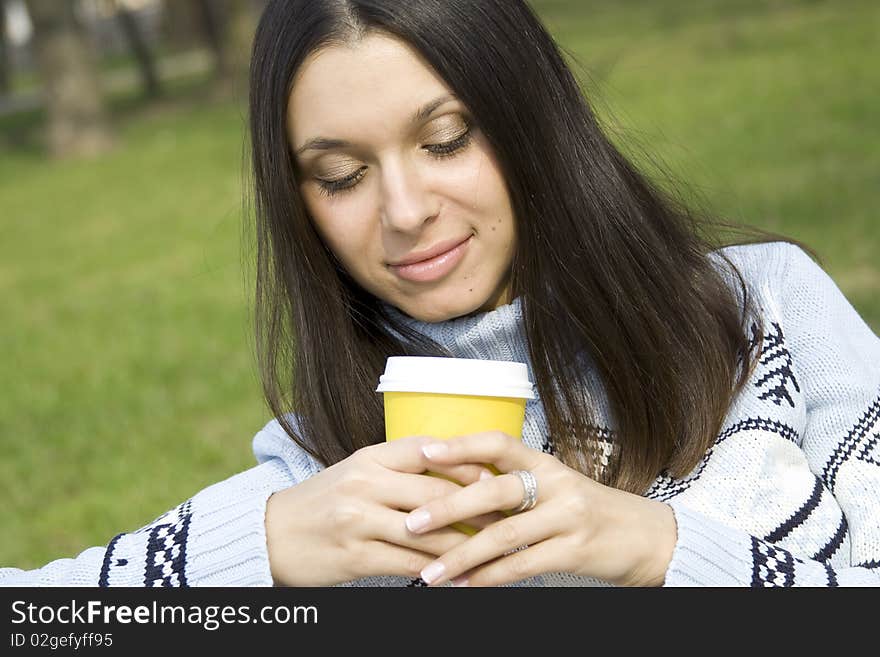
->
<box><xmin>315</xmin><ymin>129</ymin><xmax>473</xmax><ymax>198</ymax></box>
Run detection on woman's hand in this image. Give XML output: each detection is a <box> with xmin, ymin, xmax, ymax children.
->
<box><xmin>402</xmin><ymin>431</ymin><xmax>678</xmax><ymax>587</ymax></box>
<box><xmin>265</xmin><ymin>435</ymin><xmax>504</xmax><ymax>586</ymax></box>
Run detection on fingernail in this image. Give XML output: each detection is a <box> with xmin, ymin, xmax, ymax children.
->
<box><xmin>451</xmin><ymin>575</ymin><xmax>469</xmax><ymax>587</ymax></box>
<box><xmin>420</xmin><ymin>561</ymin><xmax>445</xmax><ymax>584</ymax></box>
<box><xmin>406</xmin><ymin>509</ymin><xmax>431</xmax><ymax>533</ymax></box>
<box><xmin>479</xmin><ymin>469</ymin><xmax>495</xmax><ymax>481</ymax></box>
<box><xmin>422</xmin><ymin>443</ymin><xmax>449</xmax><ymax>459</ymax></box>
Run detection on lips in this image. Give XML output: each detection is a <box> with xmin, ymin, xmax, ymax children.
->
<box><xmin>389</xmin><ymin>236</ymin><xmax>472</xmax><ymax>267</ymax></box>
<box><xmin>388</xmin><ymin>236</ymin><xmax>472</xmax><ymax>283</ymax></box>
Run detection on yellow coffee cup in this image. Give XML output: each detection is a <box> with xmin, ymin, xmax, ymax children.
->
<box><xmin>376</xmin><ymin>356</ymin><xmax>536</xmax><ymax>534</ymax></box>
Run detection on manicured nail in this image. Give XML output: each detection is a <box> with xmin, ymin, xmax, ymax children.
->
<box><xmin>406</xmin><ymin>509</ymin><xmax>431</xmax><ymax>533</ymax></box>
<box><xmin>451</xmin><ymin>575</ymin><xmax>469</xmax><ymax>587</ymax></box>
<box><xmin>420</xmin><ymin>561</ymin><xmax>445</xmax><ymax>584</ymax></box>
<box><xmin>422</xmin><ymin>443</ymin><xmax>449</xmax><ymax>459</ymax></box>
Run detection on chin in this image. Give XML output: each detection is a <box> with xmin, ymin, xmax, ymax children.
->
<box><xmin>395</xmin><ymin>296</ymin><xmax>486</xmax><ymax>324</ymax></box>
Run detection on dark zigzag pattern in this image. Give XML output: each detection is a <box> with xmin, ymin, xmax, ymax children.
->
<box><xmin>824</xmin><ymin>563</ymin><xmax>839</xmax><ymax>587</ymax></box>
<box><xmin>822</xmin><ymin>393</ymin><xmax>880</xmax><ymax>491</ymax></box>
<box><xmin>646</xmin><ymin>416</ymin><xmax>798</xmax><ymax>501</ymax></box>
<box><xmin>763</xmin><ymin>477</ymin><xmax>824</xmax><ymax>543</ymax></box>
<box><xmin>811</xmin><ymin>514</ymin><xmax>848</xmax><ymax>563</ymax></box>
<box><xmin>98</xmin><ymin>533</ymin><xmax>125</xmax><ymax>587</ymax></box>
<box><xmin>754</xmin><ymin>322</ymin><xmax>801</xmax><ymax>408</ymax></box>
<box><xmin>143</xmin><ymin>500</ymin><xmax>192</xmax><ymax>587</ymax></box>
<box><xmin>751</xmin><ymin>537</ymin><xmax>799</xmax><ymax>587</ymax></box>
<box><xmin>856</xmin><ymin>431</ymin><xmax>880</xmax><ymax>466</ymax></box>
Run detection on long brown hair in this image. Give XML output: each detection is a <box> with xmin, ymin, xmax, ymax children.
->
<box><xmin>246</xmin><ymin>0</ymin><xmax>817</xmax><ymax>494</ymax></box>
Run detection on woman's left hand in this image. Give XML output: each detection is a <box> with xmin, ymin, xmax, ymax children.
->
<box><xmin>404</xmin><ymin>431</ymin><xmax>678</xmax><ymax>587</ymax></box>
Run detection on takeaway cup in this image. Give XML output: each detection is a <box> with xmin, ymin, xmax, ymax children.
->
<box><xmin>376</xmin><ymin>356</ymin><xmax>536</xmax><ymax>533</ymax></box>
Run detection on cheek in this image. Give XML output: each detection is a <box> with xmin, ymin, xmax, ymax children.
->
<box><xmin>456</xmin><ymin>150</ymin><xmax>511</xmax><ymax>218</ymax></box>
<box><xmin>303</xmin><ymin>193</ymin><xmax>378</xmax><ymax>268</ymax></box>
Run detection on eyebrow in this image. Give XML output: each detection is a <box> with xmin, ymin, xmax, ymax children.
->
<box><xmin>294</xmin><ymin>93</ymin><xmax>457</xmax><ymax>155</ymax></box>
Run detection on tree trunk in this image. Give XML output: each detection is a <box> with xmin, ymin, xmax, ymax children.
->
<box><xmin>26</xmin><ymin>0</ymin><xmax>114</xmax><ymax>158</ymax></box>
<box><xmin>196</xmin><ymin>0</ymin><xmax>255</xmax><ymax>97</ymax></box>
<box><xmin>161</xmin><ymin>0</ymin><xmax>202</xmax><ymax>54</ymax></box>
<box><xmin>0</xmin><ymin>0</ymin><xmax>10</xmax><ymax>96</ymax></box>
<box><xmin>195</xmin><ymin>0</ymin><xmax>226</xmax><ymax>76</ymax></box>
<box><xmin>224</xmin><ymin>0</ymin><xmax>256</xmax><ymax>91</ymax></box>
<box><xmin>115</xmin><ymin>2</ymin><xmax>161</xmax><ymax>99</ymax></box>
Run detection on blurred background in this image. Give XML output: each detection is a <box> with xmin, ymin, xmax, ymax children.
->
<box><xmin>1</xmin><ymin>0</ymin><xmax>877</xmax><ymax>569</ymax></box>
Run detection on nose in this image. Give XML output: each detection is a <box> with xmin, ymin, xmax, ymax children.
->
<box><xmin>378</xmin><ymin>156</ymin><xmax>439</xmax><ymax>233</ymax></box>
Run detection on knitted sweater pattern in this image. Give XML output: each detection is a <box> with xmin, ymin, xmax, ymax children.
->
<box><xmin>2</xmin><ymin>241</ymin><xmax>879</xmax><ymax>586</ymax></box>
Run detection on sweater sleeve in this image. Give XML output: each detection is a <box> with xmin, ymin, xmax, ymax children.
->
<box><xmin>664</xmin><ymin>243</ymin><xmax>880</xmax><ymax>586</ymax></box>
<box><xmin>0</xmin><ymin>418</ymin><xmax>316</xmax><ymax>587</ymax></box>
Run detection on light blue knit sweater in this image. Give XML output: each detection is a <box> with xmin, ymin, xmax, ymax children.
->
<box><xmin>3</xmin><ymin>241</ymin><xmax>879</xmax><ymax>586</ymax></box>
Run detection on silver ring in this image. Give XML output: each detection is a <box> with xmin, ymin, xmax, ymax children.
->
<box><xmin>510</xmin><ymin>470</ymin><xmax>538</xmax><ymax>513</ymax></box>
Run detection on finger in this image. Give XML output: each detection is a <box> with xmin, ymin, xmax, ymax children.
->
<box><xmin>424</xmin><ymin>467</ymin><xmax>512</xmax><ymax>531</ymax></box>
<box><xmin>358</xmin><ymin>541</ymin><xmax>440</xmax><ymax>581</ymax></box>
<box><xmin>449</xmin><ymin>542</ymin><xmax>562</xmax><ymax>587</ymax></box>
<box><xmin>368</xmin><ymin>436</ymin><xmax>504</xmax><ymax>479</ymax></box>
<box><xmin>423</xmin><ymin>463</ymin><xmax>498</xmax><ymax>487</ymax></box>
<box><xmin>403</xmin><ymin>472</ymin><xmax>529</xmax><ymax>533</ymax></box>
<box><xmin>414</xmin><ymin>468</ymin><xmax>510</xmax><ymax>528</ymax></box>
<box><xmin>376</xmin><ymin>470</ymin><xmax>475</xmax><ymax>510</ymax></box>
<box><xmin>416</xmin><ymin>514</ymin><xmax>551</xmax><ymax>586</ymax></box>
<box><xmin>367</xmin><ymin>435</ymin><xmax>437</xmax><ymax>473</ymax></box>
<box><xmin>456</xmin><ymin>510</ymin><xmax>508</xmax><ymax>531</ymax></box>
<box><xmin>420</xmin><ymin>431</ymin><xmax>543</xmax><ymax>473</ymax></box>
<box><xmin>370</xmin><ymin>465</ymin><xmax>495</xmax><ymax>511</ymax></box>
<box><xmin>372</xmin><ymin>506</ymin><xmax>472</xmax><ymax>557</ymax></box>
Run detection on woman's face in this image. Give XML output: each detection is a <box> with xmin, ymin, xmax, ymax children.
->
<box><xmin>287</xmin><ymin>33</ymin><xmax>516</xmax><ymax>322</ymax></box>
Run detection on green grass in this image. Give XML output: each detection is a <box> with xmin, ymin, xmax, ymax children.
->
<box><xmin>1</xmin><ymin>0</ymin><xmax>878</xmax><ymax>570</ymax></box>
<box><xmin>533</xmin><ymin>0</ymin><xmax>879</xmax><ymax>325</ymax></box>
<box><xmin>0</xmin><ymin>80</ymin><xmax>268</xmax><ymax>567</ymax></box>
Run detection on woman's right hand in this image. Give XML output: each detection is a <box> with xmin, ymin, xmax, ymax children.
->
<box><xmin>265</xmin><ymin>435</ymin><xmax>499</xmax><ymax>586</ymax></box>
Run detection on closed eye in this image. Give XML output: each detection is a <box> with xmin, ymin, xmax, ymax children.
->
<box><xmin>315</xmin><ymin>127</ymin><xmax>473</xmax><ymax>198</ymax></box>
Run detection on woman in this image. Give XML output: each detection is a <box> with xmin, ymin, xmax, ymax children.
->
<box><xmin>3</xmin><ymin>0</ymin><xmax>878</xmax><ymax>587</ymax></box>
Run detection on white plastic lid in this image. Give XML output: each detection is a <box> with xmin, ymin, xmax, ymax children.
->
<box><xmin>375</xmin><ymin>356</ymin><xmax>536</xmax><ymax>399</ymax></box>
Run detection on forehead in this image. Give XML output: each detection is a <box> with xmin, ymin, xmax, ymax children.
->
<box><xmin>287</xmin><ymin>34</ymin><xmax>453</xmax><ymax>141</ymax></box>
